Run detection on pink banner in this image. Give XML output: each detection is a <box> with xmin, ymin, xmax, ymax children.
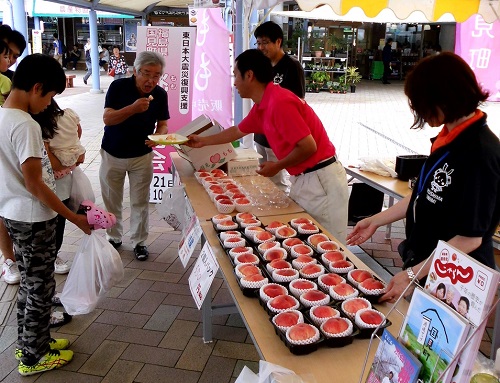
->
<box><xmin>456</xmin><ymin>15</ymin><xmax>500</xmax><ymax>102</ymax></box>
<box><xmin>191</xmin><ymin>8</ymin><xmax>233</xmax><ymax>128</ymax></box>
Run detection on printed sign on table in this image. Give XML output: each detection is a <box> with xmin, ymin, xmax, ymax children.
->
<box><xmin>188</xmin><ymin>242</ymin><xmax>219</xmax><ymax>309</ymax></box>
<box><xmin>178</xmin><ymin>209</ymin><xmax>202</xmax><ymax>268</ymax></box>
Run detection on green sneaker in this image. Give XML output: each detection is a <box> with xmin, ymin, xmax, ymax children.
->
<box><xmin>18</xmin><ymin>349</ymin><xmax>73</xmax><ymax>376</ymax></box>
<box><xmin>15</xmin><ymin>338</ymin><xmax>70</xmax><ymax>360</ymax></box>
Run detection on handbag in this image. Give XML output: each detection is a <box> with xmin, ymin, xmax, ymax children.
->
<box><xmin>108</xmin><ymin>68</ymin><xmax>115</xmax><ymax>77</ymax></box>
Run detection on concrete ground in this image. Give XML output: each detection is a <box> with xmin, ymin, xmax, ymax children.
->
<box><xmin>0</xmin><ymin>70</ymin><xmax>499</xmax><ymax>382</ymax></box>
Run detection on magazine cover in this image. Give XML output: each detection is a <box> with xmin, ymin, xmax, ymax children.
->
<box><xmin>399</xmin><ymin>288</ymin><xmax>470</xmax><ymax>383</ymax></box>
<box><xmin>423</xmin><ymin>240</ymin><xmax>500</xmax><ymax>382</ymax></box>
<box><xmin>366</xmin><ymin>329</ymin><xmax>422</xmax><ymax>383</ymax></box>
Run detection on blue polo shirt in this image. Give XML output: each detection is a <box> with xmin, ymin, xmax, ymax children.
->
<box><xmin>102</xmin><ymin>76</ymin><xmax>169</xmax><ymax>158</ymax></box>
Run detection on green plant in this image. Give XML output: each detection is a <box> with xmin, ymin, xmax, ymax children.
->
<box><xmin>329</xmin><ymin>35</ymin><xmax>348</xmax><ymax>51</ymax></box>
<box><xmin>311</xmin><ymin>71</ymin><xmax>330</xmax><ymax>84</ymax></box>
<box><xmin>344</xmin><ymin>66</ymin><xmax>362</xmax><ymax>85</ymax></box>
<box><xmin>310</xmin><ymin>38</ymin><xmax>323</xmax><ymax>51</ymax></box>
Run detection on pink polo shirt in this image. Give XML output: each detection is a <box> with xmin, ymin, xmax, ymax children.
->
<box><xmin>238</xmin><ymin>83</ymin><xmax>336</xmax><ymax>176</ymax></box>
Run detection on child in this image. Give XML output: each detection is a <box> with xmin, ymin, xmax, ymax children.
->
<box><xmin>37</xmin><ymin>99</ymin><xmax>86</xmax><ymax>179</ymax></box>
<box><xmin>0</xmin><ymin>39</ymin><xmax>11</xmax><ymax>105</ymax></box>
<box><xmin>0</xmin><ymin>54</ymin><xmax>91</xmax><ymax>376</ymax></box>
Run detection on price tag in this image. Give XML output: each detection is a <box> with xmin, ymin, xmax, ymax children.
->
<box><xmin>188</xmin><ymin>242</ymin><xmax>219</xmax><ymax>309</ymax></box>
<box><xmin>149</xmin><ymin>173</ymin><xmax>173</xmax><ymax>203</ymax></box>
<box><xmin>178</xmin><ymin>213</ymin><xmax>202</xmax><ymax>268</ymax></box>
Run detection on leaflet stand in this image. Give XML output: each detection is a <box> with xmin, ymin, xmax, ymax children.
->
<box><xmin>358</xmin><ymin>257</ymin><xmax>500</xmax><ymax>383</ymax></box>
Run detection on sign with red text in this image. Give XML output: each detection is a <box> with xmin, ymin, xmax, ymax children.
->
<box><xmin>188</xmin><ymin>242</ymin><xmax>219</xmax><ymax>309</ymax></box>
<box><xmin>456</xmin><ymin>14</ymin><xmax>500</xmax><ymax>102</ymax></box>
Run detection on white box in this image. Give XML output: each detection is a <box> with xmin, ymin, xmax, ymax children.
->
<box><xmin>174</xmin><ymin>115</ymin><xmax>237</xmax><ymax>171</ymax></box>
<box><xmin>226</xmin><ymin>148</ymin><xmax>262</xmax><ymax>177</ymax></box>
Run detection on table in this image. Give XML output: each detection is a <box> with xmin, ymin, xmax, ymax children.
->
<box><xmin>345</xmin><ymin>166</ymin><xmax>412</xmax><ymax>238</ymax></box>
<box><xmin>171</xmin><ymin>153</ymin><xmax>408</xmax><ymax>383</ymax></box>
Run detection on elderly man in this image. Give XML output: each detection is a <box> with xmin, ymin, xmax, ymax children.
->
<box><xmin>100</xmin><ymin>51</ymin><xmax>169</xmax><ymax>260</ymax></box>
<box><xmin>188</xmin><ymin>49</ymin><xmax>348</xmax><ymax>242</ymax></box>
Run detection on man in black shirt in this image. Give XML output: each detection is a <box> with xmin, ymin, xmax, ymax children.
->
<box><xmin>253</xmin><ymin>21</ymin><xmax>305</xmax><ymax>193</ymax></box>
<box><xmin>382</xmin><ymin>38</ymin><xmax>393</xmax><ymax>84</ymax></box>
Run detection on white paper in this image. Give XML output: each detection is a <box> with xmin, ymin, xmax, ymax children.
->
<box><xmin>188</xmin><ymin>242</ymin><xmax>219</xmax><ymax>309</ymax></box>
<box><xmin>178</xmin><ymin>213</ymin><xmax>202</xmax><ymax>268</ymax></box>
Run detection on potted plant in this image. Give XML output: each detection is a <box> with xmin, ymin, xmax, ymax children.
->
<box><xmin>311</xmin><ymin>71</ymin><xmax>330</xmax><ymax>91</ymax></box>
<box><xmin>344</xmin><ymin>66</ymin><xmax>362</xmax><ymax>93</ymax></box>
<box><xmin>310</xmin><ymin>39</ymin><xmax>323</xmax><ymax>58</ymax></box>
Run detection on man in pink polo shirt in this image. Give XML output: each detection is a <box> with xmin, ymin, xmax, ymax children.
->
<box><xmin>187</xmin><ymin>49</ymin><xmax>348</xmax><ymax>242</ymax></box>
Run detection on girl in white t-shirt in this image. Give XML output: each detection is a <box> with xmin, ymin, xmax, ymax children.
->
<box><xmin>38</xmin><ymin>100</ymin><xmax>86</xmax><ymax>179</ymax></box>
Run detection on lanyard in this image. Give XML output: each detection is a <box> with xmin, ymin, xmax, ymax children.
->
<box><xmin>413</xmin><ymin>151</ymin><xmax>450</xmax><ymax>222</ymax></box>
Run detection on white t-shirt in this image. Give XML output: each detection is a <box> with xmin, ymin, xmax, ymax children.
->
<box><xmin>49</xmin><ymin>108</ymin><xmax>85</xmax><ymax>166</ymax></box>
<box><xmin>0</xmin><ymin>108</ymin><xmax>57</xmax><ymax>222</ymax></box>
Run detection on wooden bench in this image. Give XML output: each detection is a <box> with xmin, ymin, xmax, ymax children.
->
<box><xmin>66</xmin><ymin>74</ymin><xmax>76</xmax><ymax>88</ymax></box>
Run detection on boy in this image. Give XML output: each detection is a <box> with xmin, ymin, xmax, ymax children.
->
<box><xmin>0</xmin><ymin>54</ymin><xmax>91</xmax><ymax>375</ymax></box>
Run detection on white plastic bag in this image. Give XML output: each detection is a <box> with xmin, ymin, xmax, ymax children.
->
<box><xmin>68</xmin><ymin>167</ymin><xmax>95</xmax><ymax>212</ymax></box>
<box><xmin>358</xmin><ymin>157</ymin><xmax>398</xmax><ymax>178</ymax></box>
<box><xmin>60</xmin><ymin>232</ymin><xmax>124</xmax><ymax>315</ymax></box>
<box><xmin>157</xmin><ymin>185</ymin><xmax>186</xmax><ymax>231</ymax></box>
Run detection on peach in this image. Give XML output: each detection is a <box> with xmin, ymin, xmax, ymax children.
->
<box><xmin>230</xmin><ymin>246</ymin><xmax>250</xmax><ymax>254</ymax></box>
<box><xmin>288</xmin><ymin>323</ymin><xmax>317</xmax><ymax>341</ymax></box>
<box><xmin>267</xmin><ymin>221</ymin><xmax>286</xmax><ymax>229</ymax></box>
<box><xmin>295</xmin><ymin>255</ymin><xmax>314</xmax><ymax>263</ymax></box>
<box><xmin>243</xmin><ymin>218</ymin><xmax>259</xmax><ymax>225</ymax></box>
<box><xmin>359</xmin><ymin>310</ymin><xmax>384</xmax><ymax>325</ymax></box>
<box><xmin>275</xmin><ymin>269</ymin><xmax>297</xmax><ymax>277</ymax></box>
<box><xmin>350</xmin><ymin>270</ymin><xmax>372</xmax><ymax>283</ymax></box>
<box><xmin>312</xmin><ymin>305</ymin><xmax>337</xmax><ymax>319</ymax></box>
<box><xmin>276</xmin><ymin>227</ymin><xmax>296</xmax><ymax>237</ymax></box>
<box><xmin>300</xmin><ymin>223</ymin><xmax>318</xmax><ymax>231</ymax></box>
<box><xmin>242</xmin><ymin>274</ymin><xmax>265</xmax><ymax>282</ymax></box>
<box><xmin>237</xmin><ymin>264</ymin><xmax>260</xmax><ymax>277</ymax></box>
<box><xmin>264</xmin><ymin>249</ymin><xmax>286</xmax><ymax>261</ymax></box>
<box><xmin>255</xmin><ymin>231</ymin><xmax>274</xmax><ymax>241</ymax></box>
<box><xmin>323</xmin><ymin>318</ymin><xmax>349</xmax><ymax>334</ymax></box>
<box><xmin>210</xmin><ymin>169</ymin><xmax>225</xmax><ymax>175</ymax></box>
<box><xmin>226</xmin><ymin>237</ymin><xmax>242</xmax><ymax>243</ymax></box>
<box><xmin>323</xmin><ymin>251</ymin><xmax>345</xmax><ymax>263</ymax></box>
<box><xmin>237</xmin><ymin>213</ymin><xmax>255</xmax><ymax>220</ymax></box>
<box><xmin>197</xmin><ymin>171</ymin><xmax>210</xmax><ymax>177</ymax></box>
<box><xmin>269</xmin><ymin>295</ymin><xmax>297</xmax><ymax>310</ymax></box>
<box><xmin>209</xmin><ymin>185</ymin><xmax>224</xmax><ymax>193</ymax></box>
<box><xmin>236</xmin><ymin>254</ymin><xmax>258</xmax><ymax>264</ymax></box>
<box><xmin>225</xmin><ymin>183</ymin><xmax>239</xmax><ymax>190</ymax></box>
<box><xmin>331</xmin><ymin>260</ymin><xmax>353</xmax><ymax>269</ymax></box>
<box><xmin>218</xmin><ymin>199</ymin><xmax>233</xmax><ymax>205</ymax></box>
<box><xmin>333</xmin><ymin>283</ymin><xmax>356</xmax><ymax>296</ymax></box>
<box><xmin>359</xmin><ymin>278</ymin><xmax>385</xmax><ymax>290</ymax></box>
<box><xmin>308</xmin><ymin>233</ymin><xmax>329</xmax><ymax>247</ymax></box>
<box><xmin>283</xmin><ymin>238</ymin><xmax>302</xmax><ymax>247</ymax></box>
<box><xmin>268</xmin><ymin>260</ymin><xmax>291</xmax><ymax>270</ymax></box>
<box><xmin>343</xmin><ymin>298</ymin><xmax>370</xmax><ymax>314</ymax></box>
<box><xmin>231</xmin><ymin>193</ymin><xmax>246</xmax><ymax>199</ymax></box>
<box><xmin>320</xmin><ymin>273</ymin><xmax>344</xmax><ymax>287</ymax></box>
<box><xmin>213</xmin><ymin>214</ymin><xmax>231</xmax><ymax>221</ymax></box>
<box><xmin>274</xmin><ymin>311</ymin><xmax>300</xmax><ymax>327</ymax></box>
<box><xmin>292</xmin><ymin>244</ymin><xmax>313</xmax><ymax>255</ymax></box>
<box><xmin>301</xmin><ymin>264</ymin><xmax>322</xmax><ymax>275</ymax></box>
<box><xmin>220</xmin><ymin>220</ymin><xmax>235</xmax><ymax>226</ymax></box>
<box><xmin>258</xmin><ymin>242</ymin><xmax>279</xmax><ymax>251</ymax></box>
<box><xmin>318</xmin><ymin>241</ymin><xmax>340</xmax><ymax>251</ymax></box>
<box><xmin>290</xmin><ymin>279</ymin><xmax>315</xmax><ymax>290</ymax></box>
<box><xmin>302</xmin><ymin>290</ymin><xmax>327</xmax><ymax>302</ymax></box>
<box><xmin>235</xmin><ymin>198</ymin><xmax>250</xmax><ymax>205</ymax></box>
<box><xmin>292</xmin><ymin>218</ymin><xmax>311</xmax><ymax>225</ymax></box>
<box><xmin>263</xmin><ymin>284</ymin><xmax>287</xmax><ymax>298</ymax></box>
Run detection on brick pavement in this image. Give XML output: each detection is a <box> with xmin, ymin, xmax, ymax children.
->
<box><xmin>0</xmin><ymin>73</ymin><xmax>499</xmax><ymax>381</ymax></box>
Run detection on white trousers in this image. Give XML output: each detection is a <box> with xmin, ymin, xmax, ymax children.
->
<box><xmin>254</xmin><ymin>142</ymin><xmax>291</xmax><ymax>194</ymax></box>
<box><xmin>99</xmin><ymin>150</ymin><xmax>153</xmax><ymax>247</ymax></box>
<box><xmin>289</xmin><ymin>160</ymin><xmax>349</xmax><ymax>244</ymax></box>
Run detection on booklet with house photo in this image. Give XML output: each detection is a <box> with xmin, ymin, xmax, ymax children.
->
<box><xmin>423</xmin><ymin>240</ymin><xmax>500</xmax><ymax>382</ymax></box>
<box><xmin>399</xmin><ymin>288</ymin><xmax>470</xmax><ymax>383</ymax></box>
<box><xmin>366</xmin><ymin>329</ymin><xmax>422</xmax><ymax>383</ymax></box>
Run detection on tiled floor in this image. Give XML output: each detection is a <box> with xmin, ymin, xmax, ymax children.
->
<box><xmin>0</xmin><ymin>72</ymin><xmax>499</xmax><ymax>381</ymax></box>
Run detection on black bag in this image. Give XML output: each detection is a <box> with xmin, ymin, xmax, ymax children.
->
<box><xmin>347</xmin><ymin>183</ymin><xmax>384</xmax><ymax>226</ymax></box>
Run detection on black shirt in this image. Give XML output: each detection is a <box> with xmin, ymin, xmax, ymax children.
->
<box><xmin>401</xmin><ymin>114</ymin><xmax>500</xmax><ymax>269</ymax></box>
<box><xmin>254</xmin><ymin>54</ymin><xmax>305</xmax><ymax>148</ymax></box>
<box><xmin>101</xmin><ymin>76</ymin><xmax>170</xmax><ymax>158</ymax></box>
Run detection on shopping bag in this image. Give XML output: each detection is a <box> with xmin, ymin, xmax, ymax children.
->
<box><xmin>60</xmin><ymin>232</ymin><xmax>124</xmax><ymax>315</ymax></box>
<box><xmin>68</xmin><ymin>167</ymin><xmax>95</xmax><ymax>212</ymax></box>
<box><xmin>157</xmin><ymin>185</ymin><xmax>186</xmax><ymax>231</ymax></box>
<box><xmin>108</xmin><ymin>68</ymin><xmax>115</xmax><ymax>77</ymax></box>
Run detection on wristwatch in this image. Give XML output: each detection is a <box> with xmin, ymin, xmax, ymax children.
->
<box><xmin>406</xmin><ymin>267</ymin><xmax>416</xmax><ymax>281</ymax></box>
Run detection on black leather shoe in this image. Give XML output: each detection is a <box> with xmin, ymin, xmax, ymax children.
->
<box><xmin>109</xmin><ymin>239</ymin><xmax>122</xmax><ymax>249</ymax></box>
<box><xmin>83</xmin><ymin>78</ymin><xmax>87</xmax><ymax>85</ymax></box>
<box><xmin>134</xmin><ymin>245</ymin><xmax>149</xmax><ymax>261</ymax></box>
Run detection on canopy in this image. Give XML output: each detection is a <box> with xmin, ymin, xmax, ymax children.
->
<box><xmin>272</xmin><ymin>5</ymin><xmax>457</xmax><ymax>23</ymax></box>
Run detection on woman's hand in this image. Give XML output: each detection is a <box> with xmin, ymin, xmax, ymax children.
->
<box><xmin>346</xmin><ymin>217</ymin><xmax>378</xmax><ymax>245</ymax></box>
<box><xmin>379</xmin><ymin>271</ymin><xmax>415</xmax><ymax>303</ymax></box>
<box><xmin>185</xmin><ymin>134</ymin><xmax>205</xmax><ymax>148</ymax></box>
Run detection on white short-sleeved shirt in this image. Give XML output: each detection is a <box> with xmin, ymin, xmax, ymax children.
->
<box><xmin>0</xmin><ymin>108</ymin><xmax>57</xmax><ymax>222</ymax></box>
<box><xmin>49</xmin><ymin>108</ymin><xmax>81</xmax><ymax>151</ymax></box>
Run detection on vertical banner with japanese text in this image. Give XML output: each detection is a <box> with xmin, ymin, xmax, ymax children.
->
<box><xmin>136</xmin><ymin>26</ymin><xmax>196</xmax><ymax>202</ymax></box>
<box><xmin>456</xmin><ymin>15</ymin><xmax>500</xmax><ymax>102</ymax></box>
<box><xmin>190</xmin><ymin>8</ymin><xmax>233</xmax><ymax>128</ymax></box>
